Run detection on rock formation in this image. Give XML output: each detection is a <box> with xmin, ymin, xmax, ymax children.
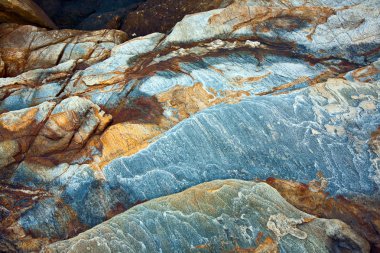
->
<box><xmin>42</xmin><ymin>180</ymin><xmax>370</xmax><ymax>253</ymax></box>
<box><xmin>0</xmin><ymin>0</ymin><xmax>379</xmax><ymax>252</ymax></box>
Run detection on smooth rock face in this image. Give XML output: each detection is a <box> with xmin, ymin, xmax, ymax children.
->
<box><xmin>0</xmin><ymin>0</ymin><xmax>56</xmax><ymax>28</ymax></box>
<box><xmin>43</xmin><ymin>180</ymin><xmax>369</xmax><ymax>253</ymax></box>
<box><xmin>0</xmin><ymin>0</ymin><xmax>379</xmax><ymax>252</ymax></box>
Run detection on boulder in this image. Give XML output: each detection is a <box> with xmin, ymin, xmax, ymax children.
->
<box><xmin>43</xmin><ymin>180</ymin><xmax>370</xmax><ymax>253</ymax></box>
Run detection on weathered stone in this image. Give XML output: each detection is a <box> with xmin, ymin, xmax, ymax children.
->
<box><xmin>0</xmin><ymin>0</ymin><xmax>379</xmax><ymax>252</ymax></box>
<box><xmin>0</xmin><ymin>101</ymin><xmax>55</xmax><ymax>172</ymax></box>
<box><xmin>161</xmin><ymin>0</ymin><xmax>380</xmax><ymax>64</ymax></box>
<box><xmin>27</xmin><ymin>96</ymin><xmax>111</xmax><ymax>157</ymax></box>
<box><xmin>266</xmin><ymin>177</ymin><xmax>380</xmax><ymax>251</ymax></box>
<box><xmin>42</xmin><ymin>180</ymin><xmax>370</xmax><ymax>253</ymax></box>
<box><xmin>0</xmin><ymin>24</ymin><xmax>127</xmax><ymax>77</ymax></box>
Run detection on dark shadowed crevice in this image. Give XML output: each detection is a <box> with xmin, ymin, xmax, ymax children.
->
<box><xmin>33</xmin><ymin>0</ymin><xmax>234</xmax><ymax>37</ymax></box>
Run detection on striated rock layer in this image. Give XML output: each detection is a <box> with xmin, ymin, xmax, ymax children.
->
<box><xmin>0</xmin><ymin>0</ymin><xmax>379</xmax><ymax>252</ymax></box>
<box><xmin>43</xmin><ymin>180</ymin><xmax>370</xmax><ymax>253</ymax></box>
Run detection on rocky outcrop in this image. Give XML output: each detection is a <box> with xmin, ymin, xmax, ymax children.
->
<box><xmin>0</xmin><ymin>96</ymin><xmax>111</xmax><ymax>179</ymax></box>
<box><xmin>266</xmin><ymin>177</ymin><xmax>380</xmax><ymax>250</ymax></box>
<box><xmin>0</xmin><ymin>0</ymin><xmax>379</xmax><ymax>252</ymax></box>
<box><xmin>2</xmin><ymin>72</ymin><xmax>377</xmax><ymax>252</ymax></box>
<box><xmin>0</xmin><ymin>102</ymin><xmax>55</xmax><ymax>172</ymax></box>
<box><xmin>0</xmin><ymin>0</ymin><xmax>55</xmax><ymax>28</ymax></box>
<box><xmin>0</xmin><ymin>24</ymin><xmax>127</xmax><ymax>77</ymax></box>
<box><xmin>161</xmin><ymin>0</ymin><xmax>380</xmax><ymax>64</ymax></box>
<box><xmin>42</xmin><ymin>180</ymin><xmax>369</xmax><ymax>253</ymax></box>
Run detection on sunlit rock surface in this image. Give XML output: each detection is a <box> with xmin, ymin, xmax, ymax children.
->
<box><xmin>0</xmin><ymin>0</ymin><xmax>379</xmax><ymax>252</ymax></box>
<box><xmin>43</xmin><ymin>180</ymin><xmax>370</xmax><ymax>253</ymax></box>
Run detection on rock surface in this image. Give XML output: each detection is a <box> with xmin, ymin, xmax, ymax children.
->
<box><xmin>0</xmin><ymin>24</ymin><xmax>127</xmax><ymax>77</ymax></box>
<box><xmin>0</xmin><ymin>0</ymin><xmax>379</xmax><ymax>252</ymax></box>
<box><xmin>0</xmin><ymin>0</ymin><xmax>55</xmax><ymax>28</ymax></box>
<box><xmin>42</xmin><ymin>180</ymin><xmax>370</xmax><ymax>253</ymax></box>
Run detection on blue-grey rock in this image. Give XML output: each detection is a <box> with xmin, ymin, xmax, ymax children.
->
<box><xmin>42</xmin><ymin>179</ymin><xmax>370</xmax><ymax>253</ymax></box>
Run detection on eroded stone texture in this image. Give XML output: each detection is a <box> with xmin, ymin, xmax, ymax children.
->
<box><xmin>162</xmin><ymin>0</ymin><xmax>380</xmax><ymax>64</ymax></box>
<box><xmin>26</xmin><ymin>96</ymin><xmax>111</xmax><ymax>161</ymax></box>
<box><xmin>0</xmin><ymin>96</ymin><xmax>111</xmax><ymax>178</ymax></box>
<box><xmin>42</xmin><ymin>180</ymin><xmax>369</xmax><ymax>253</ymax></box>
<box><xmin>43</xmin><ymin>180</ymin><xmax>369</xmax><ymax>252</ymax></box>
<box><xmin>2</xmin><ymin>75</ymin><xmax>376</xmax><ymax>252</ymax></box>
<box><xmin>0</xmin><ymin>0</ymin><xmax>379</xmax><ymax>252</ymax></box>
<box><xmin>0</xmin><ymin>24</ymin><xmax>127</xmax><ymax>77</ymax></box>
<box><xmin>266</xmin><ymin>177</ymin><xmax>380</xmax><ymax>251</ymax></box>
<box><xmin>0</xmin><ymin>101</ymin><xmax>55</xmax><ymax>173</ymax></box>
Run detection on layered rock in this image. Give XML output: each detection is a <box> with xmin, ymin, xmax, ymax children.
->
<box><xmin>3</xmin><ymin>72</ymin><xmax>378</xmax><ymax>251</ymax></box>
<box><xmin>43</xmin><ymin>180</ymin><xmax>370</xmax><ymax>253</ymax></box>
<box><xmin>0</xmin><ymin>101</ymin><xmax>55</xmax><ymax>172</ymax></box>
<box><xmin>0</xmin><ymin>24</ymin><xmax>126</xmax><ymax>77</ymax></box>
<box><xmin>161</xmin><ymin>0</ymin><xmax>380</xmax><ymax>64</ymax></box>
<box><xmin>265</xmin><ymin>177</ymin><xmax>380</xmax><ymax>250</ymax></box>
<box><xmin>0</xmin><ymin>0</ymin><xmax>379</xmax><ymax>252</ymax></box>
<box><xmin>0</xmin><ymin>96</ymin><xmax>111</xmax><ymax>180</ymax></box>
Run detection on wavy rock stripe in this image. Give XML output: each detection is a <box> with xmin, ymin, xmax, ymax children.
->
<box><xmin>103</xmin><ymin>78</ymin><xmax>379</xmax><ymax>201</ymax></box>
<box><xmin>42</xmin><ymin>179</ymin><xmax>369</xmax><ymax>253</ymax></box>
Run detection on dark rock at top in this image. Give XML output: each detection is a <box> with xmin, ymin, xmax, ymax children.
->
<box><xmin>33</xmin><ymin>0</ymin><xmax>233</xmax><ymax>36</ymax></box>
<box><xmin>34</xmin><ymin>0</ymin><xmax>143</xmax><ymax>30</ymax></box>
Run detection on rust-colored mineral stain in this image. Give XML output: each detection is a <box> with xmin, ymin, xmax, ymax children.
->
<box><xmin>208</xmin><ymin>5</ymin><xmax>335</xmax><ymax>42</ymax></box>
<box><xmin>233</xmin><ymin>72</ymin><xmax>271</xmax><ymax>86</ymax></box>
<box><xmin>87</xmin><ymin>82</ymin><xmax>249</xmax><ymax>169</ymax></box>
<box><xmin>0</xmin><ymin>107</ymin><xmax>39</xmax><ymax>136</ymax></box>
<box><xmin>256</xmin><ymin>76</ymin><xmax>311</xmax><ymax>96</ymax></box>
<box><xmin>350</xmin><ymin>64</ymin><xmax>380</xmax><ymax>83</ymax></box>
<box><xmin>255</xmin><ymin>231</ymin><xmax>264</xmax><ymax>245</ymax></box>
<box><xmin>265</xmin><ymin>177</ymin><xmax>380</xmax><ymax>251</ymax></box>
<box><xmin>224</xmin><ymin>237</ymin><xmax>279</xmax><ymax>253</ymax></box>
